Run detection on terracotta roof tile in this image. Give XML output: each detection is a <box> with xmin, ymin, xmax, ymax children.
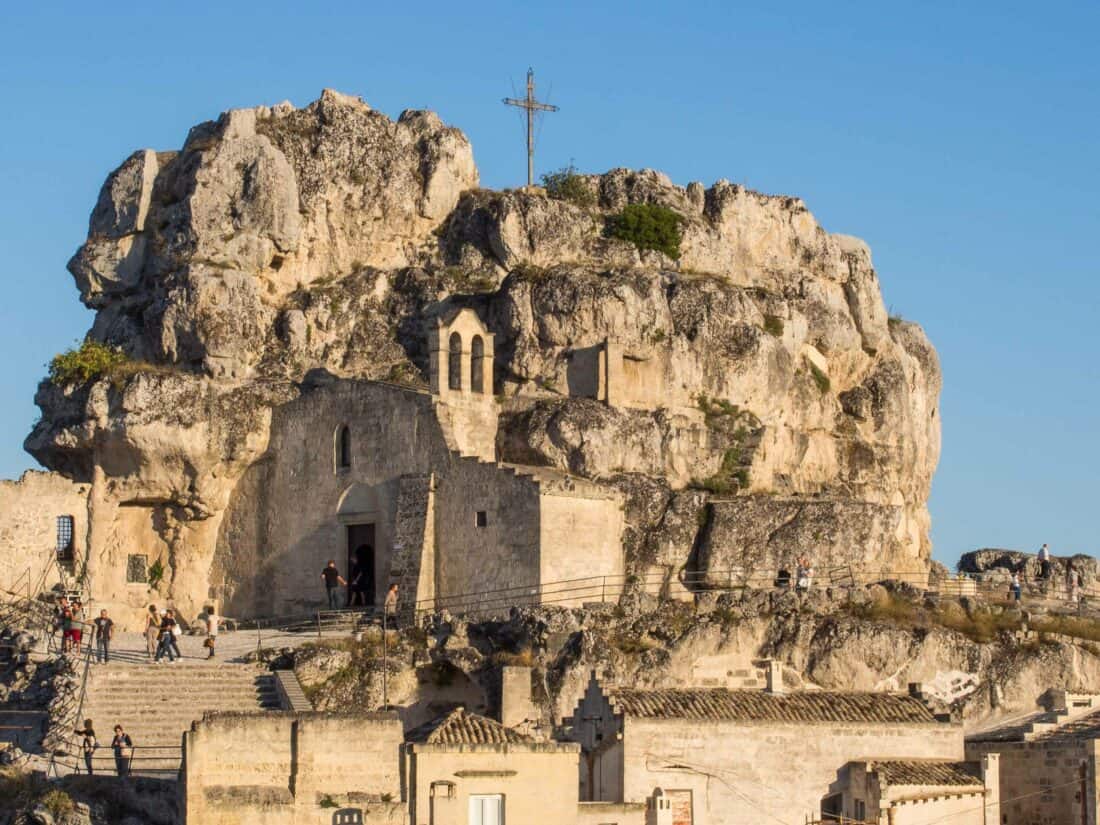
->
<box><xmin>872</xmin><ymin>761</ymin><xmax>982</xmax><ymax>787</ymax></box>
<box><xmin>1034</xmin><ymin>709</ymin><xmax>1100</xmax><ymax>744</ymax></box>
<box><xmin>607</xmin><ymin>688</ymin><xmax>938</xmax><ymax>724</ymax></box>
<box><xmin>406</xmin><ymin>708</ymin><xmax>533</xmax><ymax>745</ymax></box>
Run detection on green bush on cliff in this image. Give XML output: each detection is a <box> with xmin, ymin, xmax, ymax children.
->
<box><xmin>48</xmin><ymin>341</ymin><xmax>127</xmax><ymax>385</ymax></box>
<box><xmin>606</xmin><ymin>203</ymin><xmax>683</xmax><ymax>259</ymax></box>
<box><xmin>541</xmin><ymin>164</ymin><xmax>595</xmax><ymax>207</ymax></box>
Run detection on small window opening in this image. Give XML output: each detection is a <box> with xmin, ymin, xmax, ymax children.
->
<box><xmin>448</xmin><ymin>332</ymin><xmax>463</xmax><ymax>391</ymax></box>
<box><xmin>336</xmin><ymin>425</ymin><xmax>351</xmax><ymax>471</ymax></box>
<box><xmin>471</xmin><ymin>335</ymin><xmax>485</xmax><ymax>393</ymax></box>
<box><xmin>475</xmin><ymin>511</ymin><xmax>488</xmax><ymax>528</ymax></box>
<box><xmin>56</xmin><ymin>516</ymin><xmax>74</xmax><ymax>561</ymax></box>
<box><xmin>127</xmin><ymin>554</ymin><xmax>148</xmax><ymax>584</ymax></box>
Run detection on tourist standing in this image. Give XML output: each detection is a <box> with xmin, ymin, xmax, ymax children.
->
<box><xmin>796</xmin><ymin>556</ymin><xmax>814</xmax><ymax>592</ymax></box>
<box><xmin>92</xmin><ymin>609</ymin><xmax>113</xmax><ymax>664</ymax></box>
<box><xmin>320</xmin><ymin>560</ymin><xmax>346</xmax><ymax>609</ymax></box>
<box><xmin>348</xmin><ymin>563</ymin><xmax>365</xmax><ymax>607</ymax></box>
<box><xmin>1011</xmin><ymin>571</ymin><xmax>1022</xmax><ymax>603</ymax></box>
<box><xmin>155</xmin><ymin>610</ymin><xmax>177</xmax><ymax>663</ymax></box>
<box><xmin>166</xmin><ymin>608</ymin><xmax>183</xmax><ymax>660</ymax></box>
<box><xmin>204</xmin><ymin>606</ymin><xmax>219</xmax><ymax>660</ymax></box>
<box><xmin>1038</xmin><ymin>543</ymin><xmax>1052</xmax><ymax>581</ymax></box>
<box><xmin>111</xmin><ymin>725</ymin><xmax>133</xmax><ymax>777</ymax></box>
<box><xmin>74</xmin><ymin>719</ymin><xmax>96</xmax><ymax>775</ymax></box>
<box><xmin>60</xmin><ymin>605</ymin><xmax>74</xmax><ymax>653</ymax></box>
<box><xmin>1068</xmin><ymin>567</ymin><xmax>1081</xmax><ymax>605</ymax></box>
<box><xmin>144</xmin><ymin>605</ymin><xmax>160</xmax><ymax>659</ymax></box>
<box><xmin>384</xmin><ymin>583</ymin><xmax>399</xmax><ymax>628</ymax></box>
<box><xmin>70</xmin><ymin>600</ymin><xmax>84</xmax><ymax>655</ymax></box>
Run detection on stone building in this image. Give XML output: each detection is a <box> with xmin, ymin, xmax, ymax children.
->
<box><xmin>966</xmin><ymin>690</ymin><xmax>1100</xmax><ymax>825</ymax></box>
<box><xmin>182</xmin><ymin>706</ymin><xmax>643</xmax><ymax>825</ymax></box>
<box><xmin>207</xmin><ymin>309</ymin><xmax>624</xmax><ymax>619</ymax></box>
<box><xmin>0</xmin><ymin>471</ymin><xmax>88</xmax><ymax>595</ymax></box>
<box><xmin>828</xmin><ymin>758</ymin><xmax>998</xmax><ymax>825</ymax></box>
<box><xmin>565</xmin><ymin>669</ymin><xmax>967</xmax><ymax>825</ymax></box>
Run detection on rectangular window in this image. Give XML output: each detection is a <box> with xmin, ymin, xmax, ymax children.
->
<box><xmin>56</xmin><ymin>515</ymin><xmax>74</xmax><ymax>560</ymax></box>
<box><xmin>468</xmin><ymin>795</ymin><xmax>503</xmax><ymax>825</ymax></box>
<box><xmin>475</xmin><ymin>510</ymin><xmax>488</xmax><ymax>528</ymax></box>
<box><xmin>126</xmin><ymin>554</ymin><xmax>148</xmax><ymax>584</ymax></box>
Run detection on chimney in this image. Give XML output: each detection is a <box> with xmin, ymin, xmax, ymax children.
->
<box><xmin>981</xmin><ymin>753</ymin><xmax>1000</xmax><ymax>825</ymax></box>
<box><xmin>501</xmin><ymin>666</ymin><xmax>537</xmax><ymax>730</ymax></box>
<box><xmin>766</xmin><ymin>660</ymin><xmax>785</xmax><ymax>694</ymax></box>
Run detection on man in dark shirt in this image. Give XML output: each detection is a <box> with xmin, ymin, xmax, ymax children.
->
<box><xmin>320</xmin><ymin>560</ymin><xmax>346</xmax><ymax>609</ymax></box>
<box><xmin>93</xmin><ymin>609</ymin><xmax>113</xmax><ymax>664</ymax></box>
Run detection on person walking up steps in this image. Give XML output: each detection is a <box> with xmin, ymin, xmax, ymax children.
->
<box><xmin>144</xmin><ymin>604</ymin><xmax>159</xmax><ymax>660</ymax></box>
<box><xmin>92</xmin><ymin>609</ymin><xmax>113</xmax><ymax>664</ymax></box>
<box><xmin>111</xmin><ymin>725</ymin><xmax>133</xmax><ymax>777</ymax></box>
<box><xmin>155</xmin><ymin>609</ymin><xmax>177</xmax><ymax>663</ymax></box>
<box><xmin>321</xmin><ymin>560</ymin><xmax>346</xmax><ymax>609</ymax></box>
<box><xmin>74</xmin><ymin>719</ymin><xmax>96</xmax><ymax>775</ymax></box>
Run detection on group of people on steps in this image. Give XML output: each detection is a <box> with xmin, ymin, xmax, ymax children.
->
<box><xmin>72</xmin><ymin>720</ymin><xmax>133</xmax><ymax>777</ymax></box>
<box><xmin>142</xmin><ymin>603</ymin><xmax>219</xmax><ymax>662</ymax></box>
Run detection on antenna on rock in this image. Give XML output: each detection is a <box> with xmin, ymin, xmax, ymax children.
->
<box><xmin>503</xmin><ymin>68</ymin><xmax>559</xmax><ymax>189</ymax></box>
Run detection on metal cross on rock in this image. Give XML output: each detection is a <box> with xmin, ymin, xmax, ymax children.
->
<box><xmin>503</xmin><ymin>68</ymin><xmax>558</xmax><ymax>189</ymax></box>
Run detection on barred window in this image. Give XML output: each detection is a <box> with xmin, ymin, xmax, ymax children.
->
<box><xmin>56</xmin><ymin>515</ymin><xmax>74</xmax><ymax>557</ymax></box>
<box><xmin>127</xmin><ymin>554</ymin><xmax>148</xmax><ymax>584</ymax></box>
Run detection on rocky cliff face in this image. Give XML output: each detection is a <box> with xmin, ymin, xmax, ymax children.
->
<box><xmin>25</xmin><ymin>90</ymin><xmax>940</xmax><ymax>617</ymax></box>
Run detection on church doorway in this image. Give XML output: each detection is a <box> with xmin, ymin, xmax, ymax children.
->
<box><xmin>347</xmin><ymin>524</ymin><xmax>376</xmax><ymax>608</ymax></box>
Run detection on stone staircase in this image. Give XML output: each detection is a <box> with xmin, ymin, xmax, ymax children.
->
<box><xmin>78</xmin><ymin>663</ymin><xmax>280</xmax><ymax>775</ymax></box>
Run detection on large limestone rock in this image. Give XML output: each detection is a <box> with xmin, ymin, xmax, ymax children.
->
<box><xmin>26</xmin><ymin>90</ymin><xmax>940</xmax><ymax>623</ymax></box>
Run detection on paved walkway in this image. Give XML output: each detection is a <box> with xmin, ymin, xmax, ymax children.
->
<box><xmin>45</xmin><ymin>627</ymin><xmax>346</xmax><ymax>667</ymax></box>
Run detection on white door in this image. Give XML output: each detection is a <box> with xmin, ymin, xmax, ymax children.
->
<box><xmin>468</xmin><ymin>794</ymin><xmax>503</xmax><ymax>825</ymax></box>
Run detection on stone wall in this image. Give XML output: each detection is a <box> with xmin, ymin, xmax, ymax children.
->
<box><xmin>966</xmin><ymin>739</ymin><xmax>1097</xmax><ymax>825</ymax></box>
<box><xmin>211</xmin><ymin>379</ymin><xmax>621</xmax><ymax>621</ymax></box>
<box><xmin>0</xmin><ymin>470</ymin><xmax>88</xmax><ymax>594</ymax></box>
<box><xmin>407</xmin><ymin>742</ymin><xmax>582</xmax><ymax>825</ymax></box>
<box><xmin>433</xmin><ymin>457</ymin><xmax>541</xmax><ymax>605</ymax></box>
<box><xmin>183</xmin><ymin>711</ymin><xmax>404</xmax><ymax>825</ymax></box>
<box><xmin>617</xmin><ymin>718</ymin><xmax>963</xmax><ymax>825</ymax></box>
<box><xmin>539</xmin><ymin>489</ymin><xmax>624</xmax><ymax>604</ymax></box>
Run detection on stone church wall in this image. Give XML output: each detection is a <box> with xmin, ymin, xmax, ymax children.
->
<box><xmin>434</xmin><ymin>458</ymin><xmax>542</xmax><ymax>607</ymax></box>
<box><xmin>211</xmin><ymin>380</ymin><xmax>606</xmax><ymax>619</ymax></box>
<box><xmin>214</xmin><ymin>380</ymin><xmax>439</xmax><ymax>617</ymax></box>
<box><xmin>0</xmin><ymin>470</ymin><xmax>89</xmax><ymax>595</ymax></box>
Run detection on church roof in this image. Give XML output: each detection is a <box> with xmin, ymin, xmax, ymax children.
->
<box><xmin>405</xmin><ymin>708</ymin><xmax>534</xmax><ymax>745</ymax></box>
<box><xmin>871</xmin><ymin>760</ymin><xmax>982</xmax><ymax>787</ymax></box>
<box><xmin>606</xmin><ymin>687</ymin><xmax>939</xmax><ymax>725</ymax></box>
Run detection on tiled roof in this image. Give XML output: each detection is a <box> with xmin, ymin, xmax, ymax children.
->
<box><xmin>873</xmin><ymin>761</ymin><xmax>982</xmax><ymax>787</ymax></box>
<box><xmin>606</xmin><ymin>688</ymin><xmax>938</xmax><ymax>724</ymax></box>
<box><xmin>965</xmin><ymin>711</ymin><xmax>1054</xmax><ymax>743</ymax></box>
<box><xmin>1034</xmin><ymin>709</ymin><xmax>1100</xmax><ymax>744</ymax></box>
<box><xmin>405</xmin><ymin>708</ymin><xmax>534</xmax><ymax>745</ymax></box>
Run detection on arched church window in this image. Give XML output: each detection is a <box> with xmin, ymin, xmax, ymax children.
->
<box><xmin>471</xmin><ymin>335</ymin><xmax>485</xmax><ymax>393</ymax></box>
<box><xmin>448</xmin><ymin>332</ymin><xmax>463</xmax><ymax>391</ymax></box>
<box><xmin>336</xmin><ymin>425</ymin><xmax>351</xmax><ymax>471</ymax></box>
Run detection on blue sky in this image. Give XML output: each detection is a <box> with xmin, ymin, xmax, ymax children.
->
<box><xmin>0</xmin><ymin>1</ymin><xmax>1096</xmax><ymax>566</ymax></box>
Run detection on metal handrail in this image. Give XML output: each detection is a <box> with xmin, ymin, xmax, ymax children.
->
<box><xmin>220</xmin><ymin>564</ymin><xmax>1100</xmax><ymax>646</ymax></box>
<box><xmin>46</xmin><ymin>625</ymin><xmax>96</xmax><ymax>779</ymax></box>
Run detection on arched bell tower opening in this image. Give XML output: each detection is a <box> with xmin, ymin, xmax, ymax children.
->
<box><xmin>429</xmin><ymin>308</ymin><xmax>498</xmax><ymax>460</ymax></box>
